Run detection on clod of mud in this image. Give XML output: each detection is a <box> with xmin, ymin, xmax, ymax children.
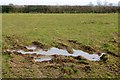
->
<box><xmin>4</xmin><ymin>35</ymin><xmax>26</xmax><ymax>50</ymax></box>
<box><xmin>79</xmin><ymin>45</ymin><xmax>97</xmax><ymax>54</ymax></box>
<box><xmin>3</xmin><ymin>50</ymin><xmax>12</xmax><ymax>55</ymax></box>
<box><xmin>68</xmin><ymin>39</ymin><xmax>97</xmax><ymax>54</ymax></box>
<box><xmin>32</xmin><ymin>41</ymin><xmax>50</xmax><ymax>50</ymax></box>
<box><xmin>68</xmin><ymin>40</ymin><xmax>81</xmax><ymax>45</ymax></box>
<box><xmin>54</xmin><ymin>41</ymin><xmax>73</xmax><ymax>54</ymax></box>
<box><xmin>106</xmin><ymin>50</ymin><xmax>119</xmax><ymax>57</ymax></box>
<box><xmin>73</xmin><ymin>56</ymin><xmax>89</xmax><ymax>65</ymax></box>
<box><xmin>83</xmin><ymin>65</ymin><xmax>91</xmax><ymax>72</ymax></box>
<box><xmin>100</xmin><ymin>54</ymin><xmax>108</xmax><ymax>62</ymax></box>
<box><xmin>109</xmin><ymin>39</ymin><xmax>118</xmax><ymax>43</ymax></box>
<box><xmin>32</xmin><ymin>41</ymin><xmax>44</xmax><ymax>47</ymax></box>
<box><xmin>75</xmin><ymin>56</ymin><xmax>86</xmax><ymax>61</ymax></box>
<box><xmin>34</xmin><ymin>56</ymin><xmax>54</xmax><ymax>62</ymax></box>
<box><xmin>66</xmin><ymin>47</ymin><xmax>73</xmax><ymax>54</ymax></box>
<box><xmin>55</xmin><ymin>42</ymin><xmax>68</xmax><ymax>49</ymax></box>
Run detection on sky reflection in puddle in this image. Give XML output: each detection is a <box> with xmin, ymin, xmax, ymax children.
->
<box><xmin>15</xmin><ymin>47</ymin><xmax>105</xmax><ymax>62</ymax></box>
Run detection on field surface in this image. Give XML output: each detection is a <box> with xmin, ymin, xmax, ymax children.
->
<box><xmin>2</xmin><ymin>13</ymin><xmax>119</xmax><ymax>78</ymax></box>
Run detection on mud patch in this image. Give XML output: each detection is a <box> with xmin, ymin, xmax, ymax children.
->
<box><xmin>54</xmin><ymin>41</ymin><xmax>73</xmax><ymax>54</ymax></box>
<box><xmin>7</xmin><ymin>46</ymin><xmax>106</xmax><ymax>62</ymax></box>
<box><xmin>68</xmin><ymin>40</ymin><xmax>97</xmax><ymax>54</ymax></box>
<box><xmin>34</xmin><ymin>56</ymin><xmax>53</xmax><ymax>62</ymax></box>
<box><xmin>32</xmin><ymin>41</ymin><xmax>50</xmax><ymax>50</ymax></box>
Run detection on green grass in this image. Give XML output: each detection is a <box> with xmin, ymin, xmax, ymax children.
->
<box><xmin>2</xmin><ymin>13</ymin><xmax>118</xmax><ymax>52</ymax></box>
<box><xmin>2</xmin><ymin>13</ymin><xmax>119</xmax><ymax>78</ymax></box>
<box><xmin>0</xmin><ymin>14</ymin><xmax>2</xmax><ymax>79</ymax></box>
<box><xmin>2</xmin><ymin>53</ymin><xmax>11</xmax><ymax>78</ymax></box>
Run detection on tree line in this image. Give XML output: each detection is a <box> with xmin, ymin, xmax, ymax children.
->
<box><xmin>1</xmin><ymin>5</ymin><xmax>119</xmax><ymax>13</ymax></box>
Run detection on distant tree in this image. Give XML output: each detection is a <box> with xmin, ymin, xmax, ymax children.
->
<box><xmin>103</xmin><ymin>0</ymin><xmax>108</xmax><ymax>6</ymax></box>
<box><xmin>0</xmin><ymin>6</ymin><xmax>2</xmax><ymax>13</ymax></box>
<box><xmin>108</xmin><ymin>3</ymin><xmax>113</xmax><ymax>6</ymax></box>
<box><xmin>9</xmin><ymin>3</ymin><xmax>14</xmax><ymax>6</ymax></box>
<box><xmin>2</xmin><ymin>5</ymin><xmax>118</xmax><ymax>13</ymax></box>
<box><xmin>88</xmin><ymin>2</ymin><xmax>94</xmax><ymax>6</ymax></box>
<box><xmin>118</xmin><ymin>1</ymin><xmax>120</xmax><ymax>6</ymax></box>
<box><xmin>96</xmin><ymin>0</ymin><xmax>102</xmax><ymax>6</ymax></box>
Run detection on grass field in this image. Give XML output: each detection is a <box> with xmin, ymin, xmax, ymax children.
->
<box><xmin>2</xmin><ymin>13</ymin><xmax>119</xmax><ymax>78</ymax></box>
<box><xmin>0</xmin><ymin>14</ymin><xmax>2</xmax><ymax>79</ymax></box>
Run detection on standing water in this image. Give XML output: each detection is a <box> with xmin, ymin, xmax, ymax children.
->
<box><xmin>34</xmin><ymin>56</ymin><xmax>53</xmax><ymax>62</ymax></box>
<box><xmin>13</xmin><ymin>47</ymin><xmax>106</xmax><ymax>62</ymax></box>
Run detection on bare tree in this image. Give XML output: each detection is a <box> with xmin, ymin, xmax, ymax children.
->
<box><xmin>88</xmin><ymin>2</ymin><xmax>94</xmax><ymax>6</ymax></box>
<box><xmin>96</xmin><ymin>0</ymin><xmax>102</xmax><ymax>6</ymax></box>
<box><xmin>9</xmin><ymin>3</ymin><xmax>14</xmax><ymax>6</ymax></box>
<box><xmin>119</xmin><ymin>1</ymin><xmax>120</xmax><ymax>6</ymax></box>
<box><xmin>103</xmin><ymin>0</ymin><xmax>108</xmax><ymax>6</ymax></box>
<box><xmin>108</xmin><ymin>3</ymin><xmax>113</xmax><ymax>6</ymax></box>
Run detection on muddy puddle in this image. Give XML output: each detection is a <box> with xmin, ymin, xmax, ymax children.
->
<box><xmin>7</xmin><ymin>46</ymin><xmax>106</xmax><ymax>62</ymax></box>
<box><xmin>34</xmin><ymin>56</ymin><xmax>53</xmax><ymax>62</ymax></box>
<box><xmin>26</xmin><ymin>46</ymin><xmax>37</xmax><ymax>50</ymax></box>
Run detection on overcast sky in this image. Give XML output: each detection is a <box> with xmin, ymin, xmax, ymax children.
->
<box><xmin>0</xmin><ymin>0</ymin><xmax>119</xmax><ymax>5</ymax></box>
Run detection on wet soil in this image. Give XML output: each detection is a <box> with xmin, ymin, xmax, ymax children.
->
<box><xmin>68</xmin><ymin>39</ymin><xmax>98</xmax><ymax>54</ymax></box>
<box><xmin>2</xmin><ymin>36</ymin><xmax>120</xmax><ymax>78</ymax></box>
<box><xmin>2</xmin><ymin>51</ymin><xmax>120</xmax><ymax>78</ymax></box>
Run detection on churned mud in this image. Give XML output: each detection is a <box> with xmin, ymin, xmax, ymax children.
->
<box><xmin>2</xmin><ymin>36</ymin><xmax>120</xmax><ymax>78</ymax></box>
<box><xmin>7</xmin><ymin>46</ymin><xmax>106</xmax><ymax>62</ymax></box>
<box><xmin>2</xmin><ymin>51</ymin><xmax>120</xmax><ymax>78</ymax></box>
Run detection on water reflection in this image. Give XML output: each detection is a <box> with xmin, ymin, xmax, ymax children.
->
<box><xmin>15</xmin><ymin>47</ymin><xmax>105</xmax><ymax>62</ymax></box>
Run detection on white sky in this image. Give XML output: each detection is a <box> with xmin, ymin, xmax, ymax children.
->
<box><xmin>0</xmin><ymin>0</ymin><xmax>119</xmax><ymax>5</ymax></box>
